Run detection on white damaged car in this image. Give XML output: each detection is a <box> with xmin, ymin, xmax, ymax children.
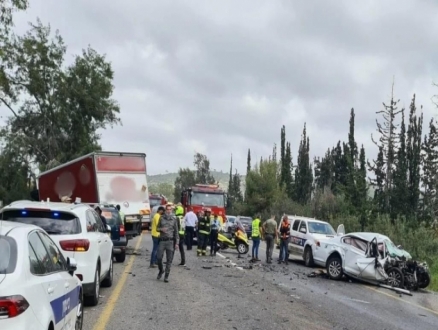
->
<box><xmin>312</xmin><ymin>228</ymin><xmax>431</xmax><ymax>290</ymax></box>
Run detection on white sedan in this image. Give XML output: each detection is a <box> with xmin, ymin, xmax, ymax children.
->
<box><xmin>0</xmin><ymin>221</ymin><xmax>83</xmax><ymax>330</ymax></box>
<box><xmin>312</xmin><ymin>230</ymin><xmax>406</xmax><ymax>287</ymax></box>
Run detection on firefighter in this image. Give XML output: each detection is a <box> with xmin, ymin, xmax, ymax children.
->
<box><xmin>196</xmin><ymin>208</ymin><xmax>211</xmax><ymax>256</ymax></box>
<box><xmin>175</xmin><ymin>204</ymin><xmax>186</xmax><ymax>266</ymax></box>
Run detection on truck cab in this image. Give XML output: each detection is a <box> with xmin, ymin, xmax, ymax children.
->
<box><xmin>180</xmin><ymin>184</ymin><xmax>227</xmax><ymax>225</ymax></box>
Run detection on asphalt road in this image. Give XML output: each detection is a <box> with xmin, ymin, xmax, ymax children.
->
<box><xmin>82</xmin><ymin>233</ymin><xmax>438</xmax><ymax>330</ymax></box>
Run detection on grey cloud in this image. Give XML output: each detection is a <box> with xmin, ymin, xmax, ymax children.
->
<box><xmin>7</xmin><ymin>0</ymin><xmax>438</xmax><ymax>175</ymax></box>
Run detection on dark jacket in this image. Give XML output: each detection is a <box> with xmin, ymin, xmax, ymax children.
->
<box><xmin>280</xmin><ymin>221</ymin><xmax>290</xmax><ymax>240</ymax></box>
<box><xmin>157</xmin><ymin>213</ymin><xmax>179</xmax><ymax>244</ymax></box>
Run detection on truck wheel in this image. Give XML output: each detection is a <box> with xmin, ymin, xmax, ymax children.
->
<box><xmin>304</xmin><ymin>246</ymin><xmax>314</xmax><ymax>267</ymax></box>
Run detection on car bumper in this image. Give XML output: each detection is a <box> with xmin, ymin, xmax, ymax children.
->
<box><xmin>3</xmin><ymin>309</ymin><xmax>46</xmax><ymax>330</ymax></box>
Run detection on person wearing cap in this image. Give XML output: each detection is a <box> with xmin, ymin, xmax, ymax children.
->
<box><xmin>196</xmin><ymin>208</ymin><xmax>211</xmax><ymax>256</ymax></box>
<box><xmin>209</xmin><ymin>213</ymin><xmax>220</xmax><ymax>256</ymax></box>
<box><xmin>174</xmin><ymin>203</ymin><xmax>186</xmax><ymax>266</ymax></box>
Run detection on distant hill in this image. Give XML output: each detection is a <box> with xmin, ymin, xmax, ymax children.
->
<box><xmin>147</xmin><ymin>171</ymin><xmax>246</xmax><ymax>191</ymax></box>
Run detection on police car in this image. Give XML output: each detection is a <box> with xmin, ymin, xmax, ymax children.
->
<box><xmin>276</xmin><ymin>215</ymin><xmax>343</xmax><ymax>267</ymax></box>
<box><xmin>0</xmin><ymin>201</ymin><xmax>114</xmax><ymax>306</ymax></box>
<box><xmin>0</xmin><ymin>221</ymin><xmax>83</xmax><ymax>330</ymax></box>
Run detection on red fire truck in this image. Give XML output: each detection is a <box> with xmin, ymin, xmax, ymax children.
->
<box><xmin>180</xmin><ymin>184</ymin><xmax>227</xmax><ymax>222</ymax></box>
<box><xmin>149</xmin><ymin>194</ymin><xmax>168</xmax><ymax>208</ymax></box>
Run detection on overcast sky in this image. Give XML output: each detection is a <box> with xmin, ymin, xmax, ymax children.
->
<box><xmin>3</xmin><ymin>0</ymin><xmax>438</xmax><ymax>175</ymax></box>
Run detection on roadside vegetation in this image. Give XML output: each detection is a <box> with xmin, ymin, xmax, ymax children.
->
<box><xmin>174</xmin><ymin>93</ymin><xmax>438</xmax><ymax>291</ymax></box>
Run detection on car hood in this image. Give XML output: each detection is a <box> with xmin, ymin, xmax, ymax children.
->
<box><xmin>312</xmin><ymin>233</ymin><xmax>337</xmax><ymax>241</ymax></box>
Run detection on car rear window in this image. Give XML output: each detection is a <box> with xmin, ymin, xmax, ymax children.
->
<box><xmin>0</xmin><ymin>236</ymin><xmax>18</xmax><ymax>274</ymax></box>
<box><xmin>1</xmin><ymin>210</ymin><xmax>81</xmax><ymax>235</ymax></box>
<box><xmin>101</xmin><ymin>208</ymin><xmax>122</xmax><ymax>226</ymax></box>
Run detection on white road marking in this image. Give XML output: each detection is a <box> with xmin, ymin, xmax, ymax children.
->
<box><xmin>348</xmin><ymin>298</ymin><xmax>370</xmax><ymax>304</ymax></box>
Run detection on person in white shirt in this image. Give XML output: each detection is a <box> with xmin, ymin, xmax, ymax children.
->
<box><xmin>184</xmin><ymin>210</ymin><xmax>197</xmax><ymax>250</ymax></box>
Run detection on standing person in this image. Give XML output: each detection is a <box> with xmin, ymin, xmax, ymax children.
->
<box><xmin>196</xmin><ymin>208</ymin><xmax>210</xmax><ymax>256</ymax></box>
<box><xmin>210</xmin><ymin>214</ymin><xmax>220</xmax><ymax>256</ymax></box>
<box><xmin>116</xmin><ymin>204</ymin><xmax>125</xmax><ymax>222</ymax></box>
<box><xmin>262</xmin><ymin>215</ymin><xmax>277</xmax><ymax>264</ymax></box>
<box><xmin>175</xmin><ymin>205</ymin><xmax>186</xmax><ymax>266</ymax></box>
<box><xmin>94</xmin><ymin>206</ymin><xmax>108</xmax><ymax>228</ymax></box>
<box><xmin>251</xmin><ymin>214</ymin><xmax>262</xmax><ymax>262</ymax></box>
<box><xmin>183</xmin><ymin>209</ymin><xmax>197</xmax><ymax>250</ymax></box>
<box><xmin>156</xmin><ymin>204</ymin><xmax>179</xmax><ymax>282</ymax></box>
<box><xmin>278</xmin><ymin>215</ymin><xmax>291</xmax><ymax>264</ymax></box>
<box><xmin>150</xmin><ymin>206</ymin><xmax>164</xmax><ymax>268</ymax></box>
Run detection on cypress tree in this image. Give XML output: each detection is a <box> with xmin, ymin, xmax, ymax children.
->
<box><xmin>392</xmin><ymin>109</ymin><xmax>408</xmax><ymax>217</ymax></box>
<box><xmin>284</xmin><ymin>141</ymin><xmax>294</xmax><ymax>198</ymax></box>
<box><xmin>421</xmin><ymin>118</ymin><xmax>438</xmax><ymax>223</ymax></box>
<box><xmin>280</xmin><ymin>125</ymin><xmax>286</xmax><ymax>185</ymax></box>
<box><xmin>295</xmin><ymin>124</ymin><xmax>313</xmax><ymax>204</ymax></box>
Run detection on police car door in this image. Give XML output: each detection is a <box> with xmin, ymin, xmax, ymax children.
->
<box><xmin>295</xmin><ymin>220</ymin><xmax>308</xmax><ymax>256</ymax></box>
<box><xmin>289</xmin><ymin>219</ymin><xmax>301</xmax><ymax>256</ymax></box>
<box><xmin>29</xmin><ymin>231</ymin><xmax>67</xmax><ymax>330</ymax></box>
<box><xmin>39</xmin><ymin>231</ymin><xmax>80</xmax><ymax>330</ymax></box>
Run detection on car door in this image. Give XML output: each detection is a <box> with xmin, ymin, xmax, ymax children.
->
<box><xmin>343</xmin><ymin>237</ymin><xmax>374</xmax><ymax>278</ymax></box>
<box><xmin>288</xmin><ymin>219</ymin><xmax>301</xmax><ymax>255</ymax></box>
<box><xmin>355</xmin><ymin>237</ymin><xmax>380</xmax><ymax>280</ymax></box>
<box><xmin>294</xmin><ymin>220</ymin><xmax>307</xmax><ymax>256</ymax></box>
<box><xmin>38</xmin><ymin>231</ymin><xmax>79</xmax><ymax>330</ymax></box>
<box><xmin>28</xmin><ymin>231</ymin><xmax>67</xmax><ymax>330</ymax></box>
<box><xmin>85</xmin><ymin>210</ymin><xmax>108</xmax><ymax>275</ymax></box>
<box><xmin>92</xmin><ymin>210</ymin><xmax>112</xmax><ymax>275</ymax></box>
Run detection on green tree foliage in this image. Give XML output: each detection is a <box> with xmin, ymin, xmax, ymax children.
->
<box><xmin>0</xmin><ymin>20</ymin><xmax>120</xmax><ymax>170</ymax></box>
<box><xmin>173</xmin><ymin>167</ymin><xmax>196</xmax><ymax>202</ymax></box>
<box><xmin>149</xmin><ymin>183</ymin><xmax>174</xmax><ymax>200</ymax></box>
<box><xmin>294</xmin><ymin>123</ymin><xmax>313</xmax><ymax>204</ymax></box>
<box><xmin>173</xmin><ymin>152</ymin><xmax>216</xmax><ymax>202</ymax></box>
<box><xmin>420</xmin><ymin>118</ymin><xmax>438</xmax><ymax>224</ymax></box>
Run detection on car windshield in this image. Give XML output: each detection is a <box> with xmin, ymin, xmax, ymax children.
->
<box><xmin>190</xmin><ymin>192</ymin><xmax>225</xmax><ymax>207</ymax></box>
<box><xmin>0</xmin><ymin>210</ymin><xmax>81</xmax><ymax>235</ymax></box>
<box><xmin>150</xmin><ymin>198</ymin><xmax>161</xmax><ymax>208</ymax></box>
<box><xmin>239</xmin><ymin>217</ymin><xmax>252</xmax><ymax>225</ymax></box>
<box><xmin>101</xmin><ymin>208</ymin><xmax>122</xmax><ymax>226</ymax></box>
<box><xmin>0</xmin><ymin>236</ymin><xmax>18</xmax><ymax>274</ymax></box>
<box><xmin>308</xmin><ymin>221</ymin><xmax>336</xmax><ymax>235</ymax></box>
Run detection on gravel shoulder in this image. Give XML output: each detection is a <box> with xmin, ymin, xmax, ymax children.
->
<box><xmin>82</xmin><ymin>233</ymin><xmax>438</xmax><ymax>330</ymax></box>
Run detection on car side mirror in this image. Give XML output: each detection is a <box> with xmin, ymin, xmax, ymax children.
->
<box><xmin>106</xmin><ymin>224</ymin><xmax>111</xmax><ymax>233</ymax></box>
<box><xmin>299</xmin><ymin>227</ymin><xmax>306</xmax><ymax>233</ymax></box>
<box><xmin>67</xmin><ymin>257</ymin><xmax>77</xmax><ymax>276</ymax></box>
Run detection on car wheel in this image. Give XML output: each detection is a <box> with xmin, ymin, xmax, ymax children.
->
<box><xmin>85</xmin><ymin>266</ymin><xmax>100</xmax><ymax>306</ymax></box>
<box><xmin>326</xmin><ymin>254</ymin><xmax>343</xmax><ymax>280</ymax></box>
<box><xmin>115</xmin><ymin>251</ymin><xmax>126</xmax><ymax>263</ymax></box>
<box><xmin>387</xmin><ymin>267</ymin><xmax>404</xmax><ymax>288</ymax></box>
<box><xmin>102</xmin><ymin>257</ymin><xmax>113</xmax><ymax>287</ymax></box>
<box><xmin>75</xmin><ymin>290</ymin><xmax>83</xmax><ymax>330</ymax></box>
<box><xmin>237</xmin><ymin>241</ymin><xmax>248</xmax><ymax>254</ymax></box>
<box><xmin>304</xmin><ymin>246</ymin><xmax>314</xmax><ymax>267</ymax></box>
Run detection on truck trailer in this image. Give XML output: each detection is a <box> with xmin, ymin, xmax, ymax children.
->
<box><xmin>37</xmin><ymin>151</ymin><xmax>151</xmax><ymax>239</ymax></box>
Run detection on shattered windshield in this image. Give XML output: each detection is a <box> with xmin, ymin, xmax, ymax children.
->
<box><xmin>308</xmin><ymin>221</ymin><xmax>336</xmax><ymax>235</ymax></box>
<box><xmin>384</xmin><ymin>239</ymin><xmax>412</xmax><ymax>259</ymax></box>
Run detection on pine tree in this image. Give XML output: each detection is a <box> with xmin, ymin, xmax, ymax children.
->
<box><xmin>392</xmin><ymin>109</ymin><xmax>408</xmax><ymax>217</ymax></box>
<box><xmin>232</xmin><ymin>170</ymin><xmax>243</xmax><ymax>203</ymax></box>
<box><xmin>280</xmin><ymin>125</ymin><xmax>286</xmax><ymax>185</ymax></box>
<box><xmin>371</xmin><ymin>146</ymin><xmax>386</xmax><ymax>211</ymax></box>
<box><xmin>332</xmin><ymin>141</ymin><xmax>347</xmax><ymax>193</ymax></box>
<box><xmin>295</xmin><ymin>123</ymin><xmax>313</xmax><ymax>204</ymax></box>
<box><xmin>284</xmin><ymin>141</ymin><xmax>294</xmax><ymax>198</ymax></box>
<box><xmin>406</xmin><ymin>94</ymin><xmax>423</xmax><ymax>218</ymax></box>
<box><xmin>246</xmin><ymin>148</ymin><xmax>251</xmax><ymax>174</ymax></box>
<box><xmin>348</xmin><ymin>108</ymin><xmax>358</xmax><ymax>164</ymax></box>
<box><xmin>369</xmin><ymin>82</ymin><xmax>403</xmax><ymax>213</ymax></box>
<box><xmin>421</xmin><ymin>118</ymin><xmax>438</xmax><ymax>223</ymax></box>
